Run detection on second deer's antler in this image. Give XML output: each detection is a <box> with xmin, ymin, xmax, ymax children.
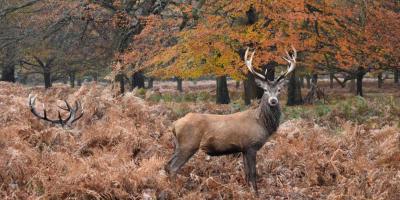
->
<box><xmin>28</xmin><ymin>94</ymin><xmax>84</xmax><ymax>127</ymax></box>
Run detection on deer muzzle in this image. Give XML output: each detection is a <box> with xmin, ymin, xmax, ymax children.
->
<box><xmin>268</xmin><ymin>97</ymin><xmax>278</xmax><ymax>106</ymax></box>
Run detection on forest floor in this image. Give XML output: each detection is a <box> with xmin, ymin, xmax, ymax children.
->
<box><xmin>0</xmin><ymin>81</ymin><xmax>399</xmax><ymax>199</ymax></box>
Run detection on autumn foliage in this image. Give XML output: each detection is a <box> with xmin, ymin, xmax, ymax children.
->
<box><xmin>137</xmin><ymin>0</ymin><xmax>400</xmax><ymax>80</ymax></box>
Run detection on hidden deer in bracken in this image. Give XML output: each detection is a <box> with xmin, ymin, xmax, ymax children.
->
<box><xmin>165</xmin><ymin>46</ymin><xmax>297</xmax><ymax>194</ymax></box>
<box><xmin>28</xmin><ymin>94</ymin><xmax>84</xmax><ymax>127</ymax></box>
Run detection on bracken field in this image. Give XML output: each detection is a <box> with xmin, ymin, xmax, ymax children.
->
<box><xmin>0</xmin><ymin>81</ymin><xmax>399</xmax><ymax>200</ymax></box>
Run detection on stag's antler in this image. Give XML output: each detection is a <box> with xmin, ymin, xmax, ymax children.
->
<box><xmin>28</xmin><ymin>94</ymin><xmax>84</xmax><ymax>127</ymax></box>
<box><xmin>245</xmin><ymin>46</ymin><xmax>297</xmax><ymax>82</ymax></box>
<box><xmin>245</xmin><ymin>48</ymin><xmax>268</xmax><ymax>80</ymax></box>
<box><xmin>276</xmin><ymin>46</ymin><xmax>297</xmax><ymax>82</ymax></box>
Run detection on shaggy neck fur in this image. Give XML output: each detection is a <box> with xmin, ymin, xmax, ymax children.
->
<box><xmin>257</xmin><ymin>96</ymin><xmax>281</xmax><ymax>135</ymax></box>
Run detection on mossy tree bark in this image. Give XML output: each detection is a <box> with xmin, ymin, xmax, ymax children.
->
<box><xmin>216</xmin><ymin>75</ymin><xmax>230</xmax><ymax>104</ymax></box>
<box><xmin>116</xmin><ymin>73</ymin><xmax>125</xmax><ymax>94</ymax></box>
<box><xmin>330</xmin><ymin>72</ymin><xmax>334</xmax><ymax>88</ymax></box>
<box><xmin>1</xmin><ymin>45</ymin><xmax>16</xmax><ymax>83</ymax></box>
<box><xmin>69</xmin><ymin>71</ymin><xmax>76</xmax><ymax>88</ymax></box>
<box><xmin>356</xmin><ymin>67</ymin><xmax>366</xmax><ymax>96</ymax></box>
<box><xmin>287</xmin><ymin>69</ymin><xmax>303</xmax><ymax>106</ymax></box>
<box><xmin>243</xmin><ymin>73</ymin><xmax>259</xmax><ymax>105</ymax></box>
<box><xmin>305</xmin><ymin>75</ymin><xmax>311</xmax><ymax>89</ymax></box>
<box><xmin>1</xmin><ymin>64</ymin><xmax>15</xmax><ymax>82</ymax></box>
<box><xmin>176</xmin><ymin>77</ymin><xmax>183</xmax><ymax>92</ymax></box>
<box><xmin>378</xmin><ymin>72</ymin><xmax>383</xmax><ymax>88</ymax></box>
<box><xmin>148</xmin><ymin>77</ymin><xmax>154</xmax><ymax>88</ymax></box>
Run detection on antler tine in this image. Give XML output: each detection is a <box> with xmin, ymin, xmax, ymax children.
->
<box><xmin>292</xmin><ymin>45</ymin><xmax>297</xmax><ymax>60</ymax></box>
<box><xmin>58</xmin><ymin>100</ymin><xmax>71</xmax><ymax>111</ymax></box>
<box><xmin>244</xmin><ymin>47</ymin><xmax>266</xmax><ymax>80</ymax></box>
<box><xmin>285</xmin><ymin>49</ymin><xmax>291</xmax><ymax>60</ymax></box>
<box><xmin>57</xmin><ymin>111</ymin><xmax>64</xmax><ymax>126</ymax></box>
<box><xmin>28</xmin><ymin>94</ymin><xmax>58</xmax><ymax>123</ymax></box>
<box><xmin>70</xmin><ymin>100</ymin><xmax>84</xmax><ymax>124</ymax></box>
<box><xmin>286</xmin><ymin>46</ymin><xmax>297</xmax><ymax>75</ymax></box>
<box><xmin>245</xmin><ymin>47</ymin><xmax>249</xmax><ymax>61</ymax></box>
<box><xmin>250</xmin><ymin>50</ymin><xmax>255</xmax><ymax>63</ymax></box>
<box><xmin>63</xmin><ymin>100</ymin><xmax>75</xmax><ymax>123</ymax></box>
<box><xmin>276</xmin><ymin>46</ymin><xmax>297</xmax><ymax>82</ymax></box>
<box><xmin>282</xmin><ymin>56</ymin><xmax>290</xmax><ymax>63</ymax></box>
<box><xmin>264</xmin><ymin>68</ymin><xmax>269</xmax><ymax>77</ymax></box>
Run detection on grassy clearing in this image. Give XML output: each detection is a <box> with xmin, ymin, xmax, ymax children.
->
<box><xmin>283</xmin><ymin>95</ymin><xmax>400</xmax><ymax>128</ymax></box>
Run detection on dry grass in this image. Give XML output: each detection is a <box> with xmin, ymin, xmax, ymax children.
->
<box><xmin>0</xmin><ymin>81</ymin><xmax>399</xmax><ymax>199</ymax></box>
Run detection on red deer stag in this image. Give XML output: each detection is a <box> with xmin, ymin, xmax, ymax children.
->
<box><xmin>165</xmin><ymin>46</ymin><xmax>297</xmax><ymax>194</ymax></box>
<box><xmin>28</xmin><ymin>94</ymin><xmax>84</xmax><ymax>127</ymax></box>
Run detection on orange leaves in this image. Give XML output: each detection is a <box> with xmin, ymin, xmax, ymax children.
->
<box><xmin>330</xmin><ymin>1</ymin><xmax>400</xmax><ymax>71</ymax></box>
<box><xmin>118</xmin><ymin>0</ymin><xmax>400</xmax><ymax>80</ymax></box>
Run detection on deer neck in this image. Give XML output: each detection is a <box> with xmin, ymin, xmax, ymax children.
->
<box><xmin>256</xmin><ymin>97</ymin><xmax>281</xmax><ymax>134</ymax></box>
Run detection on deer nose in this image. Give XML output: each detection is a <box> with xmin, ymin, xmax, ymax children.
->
<box><xmin>268</xmin><ymin>97</ymin><xmax>278</xmax><ymax>106</ymax></box>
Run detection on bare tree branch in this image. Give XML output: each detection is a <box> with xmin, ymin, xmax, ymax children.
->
<box><xmin>0</xmin><ymin>0</ymin><xmax>41</xmax><ymax>19</ymax></box>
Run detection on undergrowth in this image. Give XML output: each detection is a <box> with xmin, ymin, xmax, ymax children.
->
<box><xmin>0</xmin><ymin>82</ymin><xmax>399</xmax><ymax>199</ymax></box>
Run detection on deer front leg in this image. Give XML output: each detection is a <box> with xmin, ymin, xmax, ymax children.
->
<box><xmin>245</xmin><ymin>149</ymin><xmax>258</xmax><ymax>195</ymax></box>
<box><xmin>168</xmin><ymin>148</ymin><xmax>198</xmax><ymax>178</ymax></box>
<box><xmin>242</xmin><ymin>152</ymin><xmax>250</xmax><ymax>185</ymax></box>
<box><xmin>165</xmin><ymin>150</ymin><xmax>179</xmax><ymax>174</ymax></box>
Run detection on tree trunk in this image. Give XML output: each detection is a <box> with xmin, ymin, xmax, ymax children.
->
<box><xmin>378</xmin><ymin>72</ymin><xmax>383</xmax><ymax>88</ymax></box>
<box><xmin>44</xmin><ymin>71</ymin><xmax>52</xmax><ymax>89</ymax></box>
<box><xmin>69</xmin><ymin>71</ymin><xmax>76</xmax><ymax>88</ymax></box>
<box><xmin>176</xmin><ymin>77</ymin><xmax>183</xmax><ymax>92</ymax></box>
<box><xmin>265</xmin><ymin>63</ymin><xmax>276</xmax><ymax>81</ymax></box>
<box><xmin>19</xmin><ymin>74</ymin><xmax>28</xmax><ymax>84</ymax></box>
<box><xmin>330</xmin><ymin>72</ymin><xmax>334</xmax><ymax>88</ymax></box>
<box><xmin>148</xmin><ymin>77</ymin><xmax>154</xmax><ymax>89</ymax></box>
<box><xmin>131</xmin><ymin>71</ymin><xmax>145</xmax><ymax>90</ymax></box>
<box><xmin>1</xmin><ymin>44</ymin><xmax>16</xmax><ymax>82</ymax></box>
<box><xmin>349</xmin><ymin>78</ymin><xmax>356</xmax><ymax>93</ymax></box>
<box><xmin>356</xmin><ymin>67</ymin><xmax>366</xmax><ymax>96</ymax></box>
<box><xmin>300</xmin><ymin>76</ymin><xmax>305</xmax><ymax>88</ymax></box>
<box><xmin>93</xmin><ymin>73</ymin><xmax>98</xmax><ymax>82</ymax></box>
<box><xmin>312</xmin><ymin>73</ymin><xmax>318</xmax><ymax>85</ymax></box>
<box><xmin>306</xmin><ymin>75</ymin><xmax>311</xmax><ymax>89</ymax></box>
<box><xmin>1</xmin><ymin>64</ymin><xmax>15</xmax><ymax>82</ymax></box>
<box><xmin>394</xmin><ymin>69</ymin><xmax>399</xmax><ymax>84</ymax></box>
<box><xmin>287</xmin><ymin>69</ymin><xmax>303</xmax><ymax>106</ymax></box>
<box><xmin>37</xmin><ymin>57</ymin><xmax>55</xmax><ymax>89</ymax></box>
<box><xmin>62</xmin><ymin>77</ymin><xmax>68</xmax><ymax>84</ymax></box>
<box><xmin>243</xmin><ymin>73</ymin><xmax>259</xmax><ymax>105</ymax></box>
<box><xmin>77</xmin><ymin>79</ymin><xmax>82</xmax><ymax>86</ymax></box>
<box><xmin>116</xmin><ymin>73</ymin><xmax>125</xmax><ymax>94</ymax></box>
<box><xmin>216</xmin><ymin>76</ymin><xmax>230</xmax><ymax>104</ymax></box>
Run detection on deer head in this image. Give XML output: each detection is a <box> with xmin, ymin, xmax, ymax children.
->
<box><xmin>244</xmin><ymin>46</ymin><xmax>297</xmax><ymax>106</ymax></box>
<box><xmin>28</xmin><ymin>94</ymin><xmax>84</xmax><ymax>127</ymax></box>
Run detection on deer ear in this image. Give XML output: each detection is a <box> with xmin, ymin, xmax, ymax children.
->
<box><xmin>255</xmin><ymin>79</ymin><xmax>268</xmax><ymax>89</ymax></box>
<box><xmin>278</xmin><ymin>79</ymin><xmax>289</xmax><ymax>87</ymax></box>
